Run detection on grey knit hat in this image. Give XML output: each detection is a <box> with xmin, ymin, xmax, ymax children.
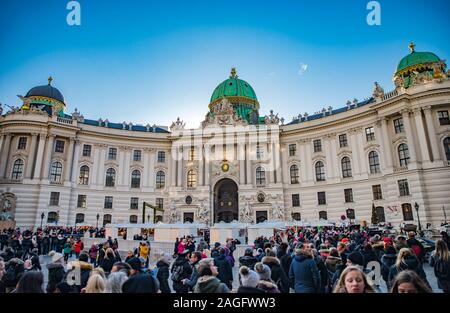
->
<box><xmin>254</xmin><ymin>262</ymin><xmax>272</xmax><ymax>281</ymax></box>
<box><xmin>239</xmin><ymin>266</ymin><xmax>260</xmax><ymax>288</ymax></box>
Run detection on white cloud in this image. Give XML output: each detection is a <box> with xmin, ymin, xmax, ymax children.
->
<box><xmin>298</xmin><ymin>62</ymin><xmax>308</xmax><ymax>75</ymax></box>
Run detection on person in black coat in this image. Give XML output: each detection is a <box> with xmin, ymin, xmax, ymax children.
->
<box><xmin>170</xmin><ymin>251</ymin><xmax>193</xmax><ymax>293</ymax></box>
<box><xmin>156</xmin><ymin>254</ymin><xmax>171</xmax><ymax>293</ymax></box>
<box><xmin>99</xmin><ymin>249</ymin><xmax>116</xmax><ymax>275</ymax></box>
<box><xmin>239</xmin><ymin>248</ymin><xmax>257</xmax><ymax>270</ymax></box>
<box><xmin>237</xmin><ymin>266</ymin><xmax>265</xmax><ymax>293</ymax></box>
<box><xmin>214</xmin><ymin>248</ymin><xmax>233</xmax><ymax>290</ymax></box>
<box><xmin>122</xmin><ymin>257</ymin><xmax>160</xmax><ymax>293</ymax></box>
<box><xmin>46</xmin><ymin>252</ymin><xmax>66</xmax><ymax>293</ymax></box>
<box><xmin>262</xmin><ymin>250</ymin><xmax>290</xmax><ymax>293</ymax></box>
<box><xmin>380</xmin><ymin>246</ymin><xmax>397</xmax><ymax>290</ymax></box>
<box><xmin>361</xmin><ymin>243</ymin><xmax>378</xmax><ymax>267</ymax></box>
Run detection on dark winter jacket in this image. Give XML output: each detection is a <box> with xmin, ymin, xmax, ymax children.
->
<box><xmin>325</xmin><ymin>256</ymin><xmax>342</xmax><ymax>273</ymax></box>
<box><xmin>99</xmin><ymin>257</ymin><xmax>115</xmax><ymax>274</ymax></box>
<box><xmin>3</xmin><ymin>258</ymin><xmax>24</xmax><ymax>289</ymax></box>
<box><xmin>214</xmin><ymin>254</ymin><xmax>233</xmax><ymax>289</ymax></box>
<box><xmin>65</xmin><ymin>261</ymin><xmax>93</xmax><ymax>292</ymax></box>
<box><xmin>237</xmin><ymin>285</ymin><xmax>266</xmax><ymax>293</ymax></box>
<box><xmin>380</xmin><ymin>253</ymin><xmax>397</xmax><ymax>286</ymax></box>
<box><xmin>430</xmin><ymin>253</ymin><xmax>450</xmax><ymax>292</ymax></box>
<box><xmin>280</xmin><ymin>253</ymin><xmax>293</xmax><ymax>278</ymax></box>
<box><xmin>46</xmin><ymin>263</ymin><xmax>65</xmax><ymax>293</ymax></box>
<box><xmin>239</xmin><ymin>255</ymin><xmax>257</xmax><ymax>270</ymax></box>
<box><xmin>122</xmin><ymin>272</ymin><xmax>160</xmax><ymax>293</ymax></box>
<box><xmin>362</xmin><ymin>250</ymin><xmax>378</xmax><ymax>267</ymax></box>
<box><xmin>171</xmin><ymin>256</ymin><xmax>193</xmax><ymax>293</ymax></box>
<box><xmin>388</xmin><ymin>255</ymin><xmax>429</xmax><ymax>286</ymax></box>
<box><xmin>193</xmin><ymin>275</ymin><xmax>230</xmax><ymax>293</ymax></box>
<box><xmin>256</xmin><ymin>280</ymin><xmax>280</xmax><ymax>293</ymax></box>
<box><xmin>156</xmin><ymin>260</ymin><xmax>171</xmax><ymax>293</ymax></box>
<box><xmin>262</xmin><ymin>256</ymin><xmax>290</xmax><ymax>293</ymax></box>
<box><xmin>289</xmin><ymin>251</ymin><xmax>320</xmax><ymax>293</ymax></box>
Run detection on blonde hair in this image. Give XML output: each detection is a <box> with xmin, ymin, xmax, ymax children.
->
<box><xmin>85</xmin><ymin>274</ymin><xmax>106</xmax><ymax>293</ymax></box>
<box><xmin>435</xmin><ymin>239</ymin><xmax>449</xmax><ymax>262</ymax></box>
<box><xmin>396</xmin><ymin>248</ymin><xmax>413</xmax><ymax>269</ymax></box>
<box><xmin>90</xmin><ymin>267</ymin><xmax>106</xmax><ymax>280</ymax></box>
<box><xmin>333</xmin><ymin>266</ymin><xmax>375</xmax><ymax>293</ymax></box>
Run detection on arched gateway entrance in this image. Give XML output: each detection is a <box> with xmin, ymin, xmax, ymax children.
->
<box><xmin>214</xmin><ymin>178</ymin><xmax>239</xmax><ymax>223</ymax></box>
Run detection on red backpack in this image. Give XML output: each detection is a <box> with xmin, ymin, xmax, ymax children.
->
<box><xmin>410</xmin><ymin>244</ymin><xmax>421</xmax><ymax>257</ymax></box>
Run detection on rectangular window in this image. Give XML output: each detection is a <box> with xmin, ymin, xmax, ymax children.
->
<box><xmin>313</xmin><ymin>139</ymin><xmax>322</xmax><ymax>153</ymax></box>
<box><xmin>108</xmin><ymin>148</ymin><xmax>117</xmax><ymax>160</ymax></box>
<box><xmin>104</xmin><ymin>196</ymin><xmax>113</xmax><ymax>209</ymax></box>
<box><xmin>189</xmin><ymin>147</ymin><xmax>195</xmax><ymax>161</ymax></box>
<box><xmin>77</xmin><ymin>195</ymin><xmax>87</xmax><ymax>208</ymax></box>
<box><xmin>292</xmin><ymin>194</ymin><xmax>300</xmax><ymax>207</ymax></box>
<box><xmin>339</xmin><ymin>134</ymin><xmax>348</xmax><ymax>148</ymax></box>
<box><xmin>289</xmin><ymin>144</ymin><xmax>297</xmax><ymax>156</ymax></box>
<box><xmin>344</xmin><ymin>188</ymin><xmax>353</xmax><ymax>203</ymax></box>
<box><xmin>372</xmin><ymin>185</ymin><xmax>383</xmax><ymax>200</ymax></box>
<box><xmin>394</xmin><ymin>118</ymin><xmax>404</xmax><ymax>134</ymax></box>
<box><xmin>365</xmin><ymin>127</ymin><xmax>375</xmax><ymax>141</ymax></box>
<box><xmin>130</xmin><ymin>197</ymin><xmax>139</xmax><ymax>210</ymax></box>
<box><xmin>18</xmin><ymin>137</ymin><xmax>27</xmax><ymax>150</ymax></box>
<box><xmin>55</xmin><ymin>140</ymin><xmax>65</xmax><ymax>153</ymax></box>
<box><xmin>156</xmin><ymin>198</ymin><xmax>164</xmax><ymax>209</ymax></box>
<box><xmin>50</xmin><ymin>192</ymin><xmax>60</xmax><ymax>206</ymax></box>
<box><xmin>317</xmin><ymin>191</ymin><xmax>326</xmax><ymax>205</ymax></box>
<box><xmin>133</xmin><ymin>150</ymin><xmax>142</xmax><ymax>162</ymax></box>
<box><xmin>398</xmin><ymin>179</ymin><xmax>410</xmax><ymax>196</ymax></box>
<box><xmin>82</xmin><ymin>144</ymin><xmax>92</xmax><ymax>157</ymax></box>
<box><xmin>157</xmin><ymin>151</ymin><xmax>165</xmax><ymax>163</ymax></box>
<box><xmin>438</xmin><ymin>110</ymin><xmax>450</xmax><ymax>125</ymax></box>
<box><xmin>256</xmin><ymin>146</ymin><xmax>264</xmax><ymax>160</ymax></box>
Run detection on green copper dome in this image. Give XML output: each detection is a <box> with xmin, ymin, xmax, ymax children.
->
<box><xmin>395</xmin><ymin>43</ymin><xmax>441</xmax><ymax>75</ymax></box>
<box><xmin>209</xmin><ymin>68</ymin><xmax>258</xmax><ymax>108</ymax></box>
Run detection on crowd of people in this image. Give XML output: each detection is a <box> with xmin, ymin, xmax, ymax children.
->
<box><xmin>0</xmin><ymin>225</ymin><xmax>449</xmax><ymax>294</ymax></box>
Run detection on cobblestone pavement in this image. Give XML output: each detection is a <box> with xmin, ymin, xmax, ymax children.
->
<box><xmin>36</xmin><ymin>253</ymin><xmax>442</xmax><ymax>293</ymax></box>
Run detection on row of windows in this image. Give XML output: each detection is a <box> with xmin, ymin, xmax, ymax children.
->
<box><xmin>9</xmin><ymin>139</ymin><xmax>450</xmax><ymax>183</ymax></box>
<box><xmin>46</xmin><ymin>212</ymin><xmax>163</xmax><ymax>226</ymax></box>
<box><xmin>290</xmin><ymin>180</ymin><xmax>409</xmax><ymax>207</ymax></box>
<box><xmin>291</xmin><ymin>203</ymin><xmax>415</xmax><ymax>222</ymax></box>
<box><xmin>80</xmin><ymin>145</ymin><xmax>166</xmax><ymax>163</ymax></box>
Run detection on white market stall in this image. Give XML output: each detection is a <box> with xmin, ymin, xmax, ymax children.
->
<box><xmin>209</xmin><ymin>221</ymin><xmax>249</xmax><ymax>245</ymax></box>
<box><xmin>247</xmin><ymin>221</ymin><xmax>286</xmax><ymax>244</ymax></box>
<box><xmin>105</xmin><ymin>223</ymin><xmax>159</xmax><ymax>241</ymax></box>
<box><xmin>153</xmin><ymin>222</ymin><xmax>207</xmax><ymax>243</ymax></box>
<box><xmin>308</xmin><ymin>220</ymin><xmax>336</xmax><ymax>227</ymax></box>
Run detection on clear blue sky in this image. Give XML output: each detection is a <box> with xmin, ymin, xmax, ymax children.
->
<box><xmin>1</xmin><ymin>0</ymin><xmax>449</xmax><ymax>128</ymax></box>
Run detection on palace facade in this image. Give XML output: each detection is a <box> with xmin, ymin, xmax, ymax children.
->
<box><xmin>1</xmin><ymin>44</ymin><xmax>450</xmax><ymax>229</ymax></box>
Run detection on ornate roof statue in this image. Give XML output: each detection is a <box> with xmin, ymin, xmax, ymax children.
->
<box><xmin>170</xmin><ymin>117</ymin><xmax>186</xmax><ymax>131</ymax></box>
<box><xmin>372</xmin><ymin>81</ymin><xmax>385</xmax><ymax>99</ymax></box>
<box><xmin>264</xmin><ymin>110</ymin><xmax>281</xmax><ymax>125</ymax></box>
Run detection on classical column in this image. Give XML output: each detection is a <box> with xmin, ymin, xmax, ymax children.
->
<box><xmin>177</xmin><ymin>147</ymin><xmax>183</xmax><ymax>187</ymax></box>
<box><xmin>41</xmin><ymin>134</ymin><xmax>55</xmax><ymax>179</ymax></box>
<box><xmin>0</xmin><ymin>134</ymin><xmax>4</xmax><ymax>157</ymax></box>
<box><xmin>33</xmin><ymin>134</ymin><xmax>47</xmax><ymax>180</ymax></box>
<box><xmin>0</xmin><ymin>133</ymin><xmax>12</xmax><ymax>178</ymax></box>
<box><xmin>123</xmin><ymin>149</ymin><xmax>131</xmax><ymax>187</ymax></box>
<box><xmin>349</xmin><ymin>130</ymin><xmax>361</xmax><ymax>175</ymax></box>
<box><xmin>357</xmin><ymin>131</ymin><xmax>367</xmax><ymax>174</ymax></box>
<box><xmin>25</xmin><ymin>133</ymin><xmax>38</xmax><ymax>179</ymax></box>
<box><xmin>268</xmin><ymin>141</ymin><xmax>275</xmax><ymax>184</ymax></box>
<box><xmin>117</xmin><ymin>147</ymin><xmax>126</xmax><ymax>186</ymax></box>
<box><xmin>330</xmin><ymin>136</ymin><xmax>339</xmax><ymax>178</ymax></box>
<box><xmin>413</xmin><ymin>108</ymin><xmax>431</xmax><ymax>163</ymax></box>
<box><xmin>273</xmin><ymin>142</ymin><xmax>280</xmax><ymax>184</ymax></box>
<box><xmin>324</xmin><ymin>136</ymin><xmax>333</xmax><ymax>179</ymax></box>
<box><xmin>402</xmin><ymin>109</ymin><xmax>418</xmax><ymax>165</ymax></box>
<box><xmin>204</xmin><ymin>145</ymin><xmax>210</xmax><ymax>185</ymax></box>
<box><xmin>91</xmin><ymin>145</ymin><xmax>101</xmax><ymax>185</ymax></box>
<box><xmin>142</xmin><ymin>149</ymin><xmax>149</xmax><ymax>187</ymax></box>
<box><xmin>374</xmin><ymin>120</ymin><xmax>387</xmax><ymax>172</ymax></box>
<box><xmin>304</xmin><ymin>140</ymin><xmax>313</xmax><ymax>182</ymax></box>
<box><xmin>70</xmin><ymin>140</ymin><xmax>80</xmax><ymax>183</ymax></box>
<box><xmin>148</xmin><ymin>149</ymin><xmax>155</xmax><ymax>187</ymax></box>
<box><xmin>299</xmin><ymin>140</ymin><xmax>307</xmax><ymax>182</ymax></box>
<box><xmin>422</xmin><ymin>106</ymin><xmax>441</xmax><ymax>162</ymax></box>
<box><xmin>246</xmin><ymin>143</ymin><xmax>252</xmax><ymax>185</ymax></box>
<box><xmin>199</xmin><ymin>145</ymin><xmax>205</xmax><ymax>186</ymax></box>
<box><xmin>97</xmin><ymin>145</ymin><xmax>106</xmax><ymax>185</ymax></box>
<box><xmin>381</xmin><ymin>117</ymin><xmax>393</xmax><ymax>169</ymax></box>
<box><xmin>170</xmin><ymin>147</ymin><xmax>177</xmax><ymax>187</ymax></box>
<box><xmin>64</xmin><ymin>138</ymin><xmax>75</xmax><ymax>182</ymax></box>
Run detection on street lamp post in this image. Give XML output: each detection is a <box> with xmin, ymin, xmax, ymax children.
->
<box><xmin>40</xmin><ymin>212</ymin><xmax>45</xmax><ymax>228</ymax></box>
<box><xmin>96</xmin><ymin>213</ymin><xmax>100</xmax><ymax>228</ymax></box>
<box><xmin>415</xmin><ymin>202</ymin><xmax>422</xmax><ymax>233</ymax></box>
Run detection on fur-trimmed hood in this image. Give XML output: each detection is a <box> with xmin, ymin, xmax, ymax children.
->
<box><xmin>67</xmin><ymin>261</ymin><xmax>93</xmax><ymax>271</ymax></box>
<box><xmin>262</xmin><ymin>256</ymin><xmax>280</xmax><ymax>266</ymax></box>
<box><xmin>257</xmin><ymin>280</ymin><xmax>280</xmax><ymax>293</ymax></box>
<box><xmin>195</xmin><ymin>275</ymin><xmax>222</xmax><ymax>293</ymax></box>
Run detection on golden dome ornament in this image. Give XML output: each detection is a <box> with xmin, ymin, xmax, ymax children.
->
<box><xmin>221</xmin><ymin>161</ymin><xmax>229</xmax><ymax>173</ymax></box>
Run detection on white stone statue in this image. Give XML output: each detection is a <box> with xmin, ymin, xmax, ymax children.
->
<box><xmin>272</xmin><ymin>202</ymin><xmax>284</xmax><ymax>221</ymax></box>
<box><xmin>197</xmin><ymin>200</ymin><xmax>210</xmax><ymax>224</ymax></box>
<box><xmin>240</xmin><ymin>200</ymin><xmax>253</xmax><ymax>223</ymax></box>
<box><xmin>168</xmin><ymin>200</ymin><xmax>179</xmax><ymax>223</ymax></box>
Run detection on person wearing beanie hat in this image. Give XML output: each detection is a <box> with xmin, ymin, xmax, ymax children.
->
<box><xmin>237</xmin><ymin>266</ymin><xmax>265</xmax><ymax>293</ymax></box>
<box><xmin>254</xmin><ymin>262</ymin><xmax>280</xmax><ymax>293</ymax></box>
<box><xmin>346</xmin><ymin>251</ymin><xmax>365</xmax><ymax>268</ymax></box>
<box><xmin>239</xmin><ymin>248</ymin><xmax>257</xmax><ymax>270</ymax></box>
<box><xmin>46</xmin><ymin>251</ymin><xmax>66</xmax><ymax>293</ymax></box>
<box><xmin>289</xmin><ymin>243</ymin><xmax>320</xmax><ymax>293</ymax></box>
<box><xmin>262</xmin><ymin>249</ymin><xmax>290</xmax><ymax>293</ymax></box>
<box><xmin>122</xmin><ymin>256</ymin><xmax>160</xmax><ymax>293</ymax></box>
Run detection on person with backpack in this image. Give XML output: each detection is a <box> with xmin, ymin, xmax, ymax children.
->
<box><xmin>154</xmin><ymin>252</ymin><xmax>171</xmax><ymax>293</ymax></box>
<box><xmin>171</xmin><ymin>250</ymin><xmax>192</xmax><ymax>293</ymax></box>
<box><xmin>262</xmin><ymin>248</ymin><xmax>290</xmax><ymax>293</ymax></box>
<box><xmin>3</xmin><ymin>258</ymin><xmax>25</xmax><ymax>293</ymax></box>
<box><xmin>430</xmin><ymin>239</ymin><xmax>450</xmax><ymax>293</ymax></box>
<box><xmin>182</xmin><ymin>251</ymin><xmax>201</xmax><ymax>292</ymax></box>
<box><xmin>388</xmin><ymin>247</ymin><xmax>430</xmax><ymax>288</ymax></box>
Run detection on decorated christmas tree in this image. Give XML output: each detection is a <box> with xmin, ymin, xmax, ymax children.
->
<box><xmin>371</xmin><ymin>203</ymin><xmax>379</xmax><ymax>225</ymax></box>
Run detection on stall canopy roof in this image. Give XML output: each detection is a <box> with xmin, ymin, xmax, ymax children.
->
<box><xmin>210</xmin><ymin>221</ymin><xmax>251</xmax><ymax>229</ymax></box>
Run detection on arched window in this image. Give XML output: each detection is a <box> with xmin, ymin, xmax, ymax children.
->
<box><xmin>319</xmin><ymin>211</ymin><xmax>328</xmax><ymax>220</ymax></box>
<box><xmin>131</xmin><ymin>169</ymin><xmax>141</xmax><ymax>188</ymax></box>
<box><xmin>50</xmin><ymin>162</ymin><xmax>63</xmax><ymax>182</ymax></box>
<box><xmin>256</xmin><ymin>166</ymin><xmax>266</xmax><ymax>186</ymax></box>
<box><xmin>75</xmin><ymin>213</ymin><xmax>85</xmax><ymax>224</ymax></box>
<box><xmin>443</xmin><ymin>137</ymin><xmax>450</xmax><ymax>161</ymax></box>
<box><xmin>290</xmin><ymin>164</ymin><xmax>299</xmax><ymax>184</ymax></box>
<box><xmin>398</xmin><ymin>143</ymin><xmax>410</xmax><ymax>166</ymax></box>
<box><xmin>47</xmin><ymin>211</ymin><xmax>58</xmax><ymax>223</ymax></box>
<box><xmin>341</xmin><ymin>157</ymin><xmax>352</xmax><ymax>178</ymax></box>
<box><xmin>402</xmin><ymin>203</ymin><xmax>414</xmax><ymax>221</ymax></box>
<box><xmin>79</xmin><ymin>165</ymin><xmax>90</xmax><ymax>185</ymax></box>
<box><xmin>12</xmin><ymin>159</ymin><xmax>24</xmax><ymax>180</ymax></box>
<box><xmin>105</xmin><ymin>168</ymin><xmax>116</xmax><ymax>187</ymax></box>
<box><xmin>187</xmin><ymin>170</ymin><xmax>197</xmax><ymax>188</ymax></box>
<box><xmin>103</xmin><ymin>214</ymin><xmax>112</xmax><ymax>226</ymax></box>
<box><xmin>156</xmin><ymin>171</ymin><xmax>165</xmax><ymax>189</ymax></box>
<box><xmin>315</xmin><ymin>161</ymin><xmax>325</xmax><ymax>181</ymax></box>
<box><xmin>129</xmin><ymin>215</ymin><xmax>138</xmax><ymax>224</ymax></box>
<box><xmin>368</xmin><ymin>151</ymin><xmax>380</xmax><ymax>173</ymax></box>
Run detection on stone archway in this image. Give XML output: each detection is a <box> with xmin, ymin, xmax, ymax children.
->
<box><xmin>213</xmin><ymin>178</ymin><xmax>238</xmax><ymax>223</ymax></box>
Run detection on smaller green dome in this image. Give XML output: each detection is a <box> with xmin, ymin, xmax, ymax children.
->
<box><xmin>395</xmin><ymin>43</ymin><xmax>441</xmax><ymax>74</ymax></box>
<box><xmin>209</xmin><ymin>68</ymin><xmax>258</xmax><ymax>107</ymax></box>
